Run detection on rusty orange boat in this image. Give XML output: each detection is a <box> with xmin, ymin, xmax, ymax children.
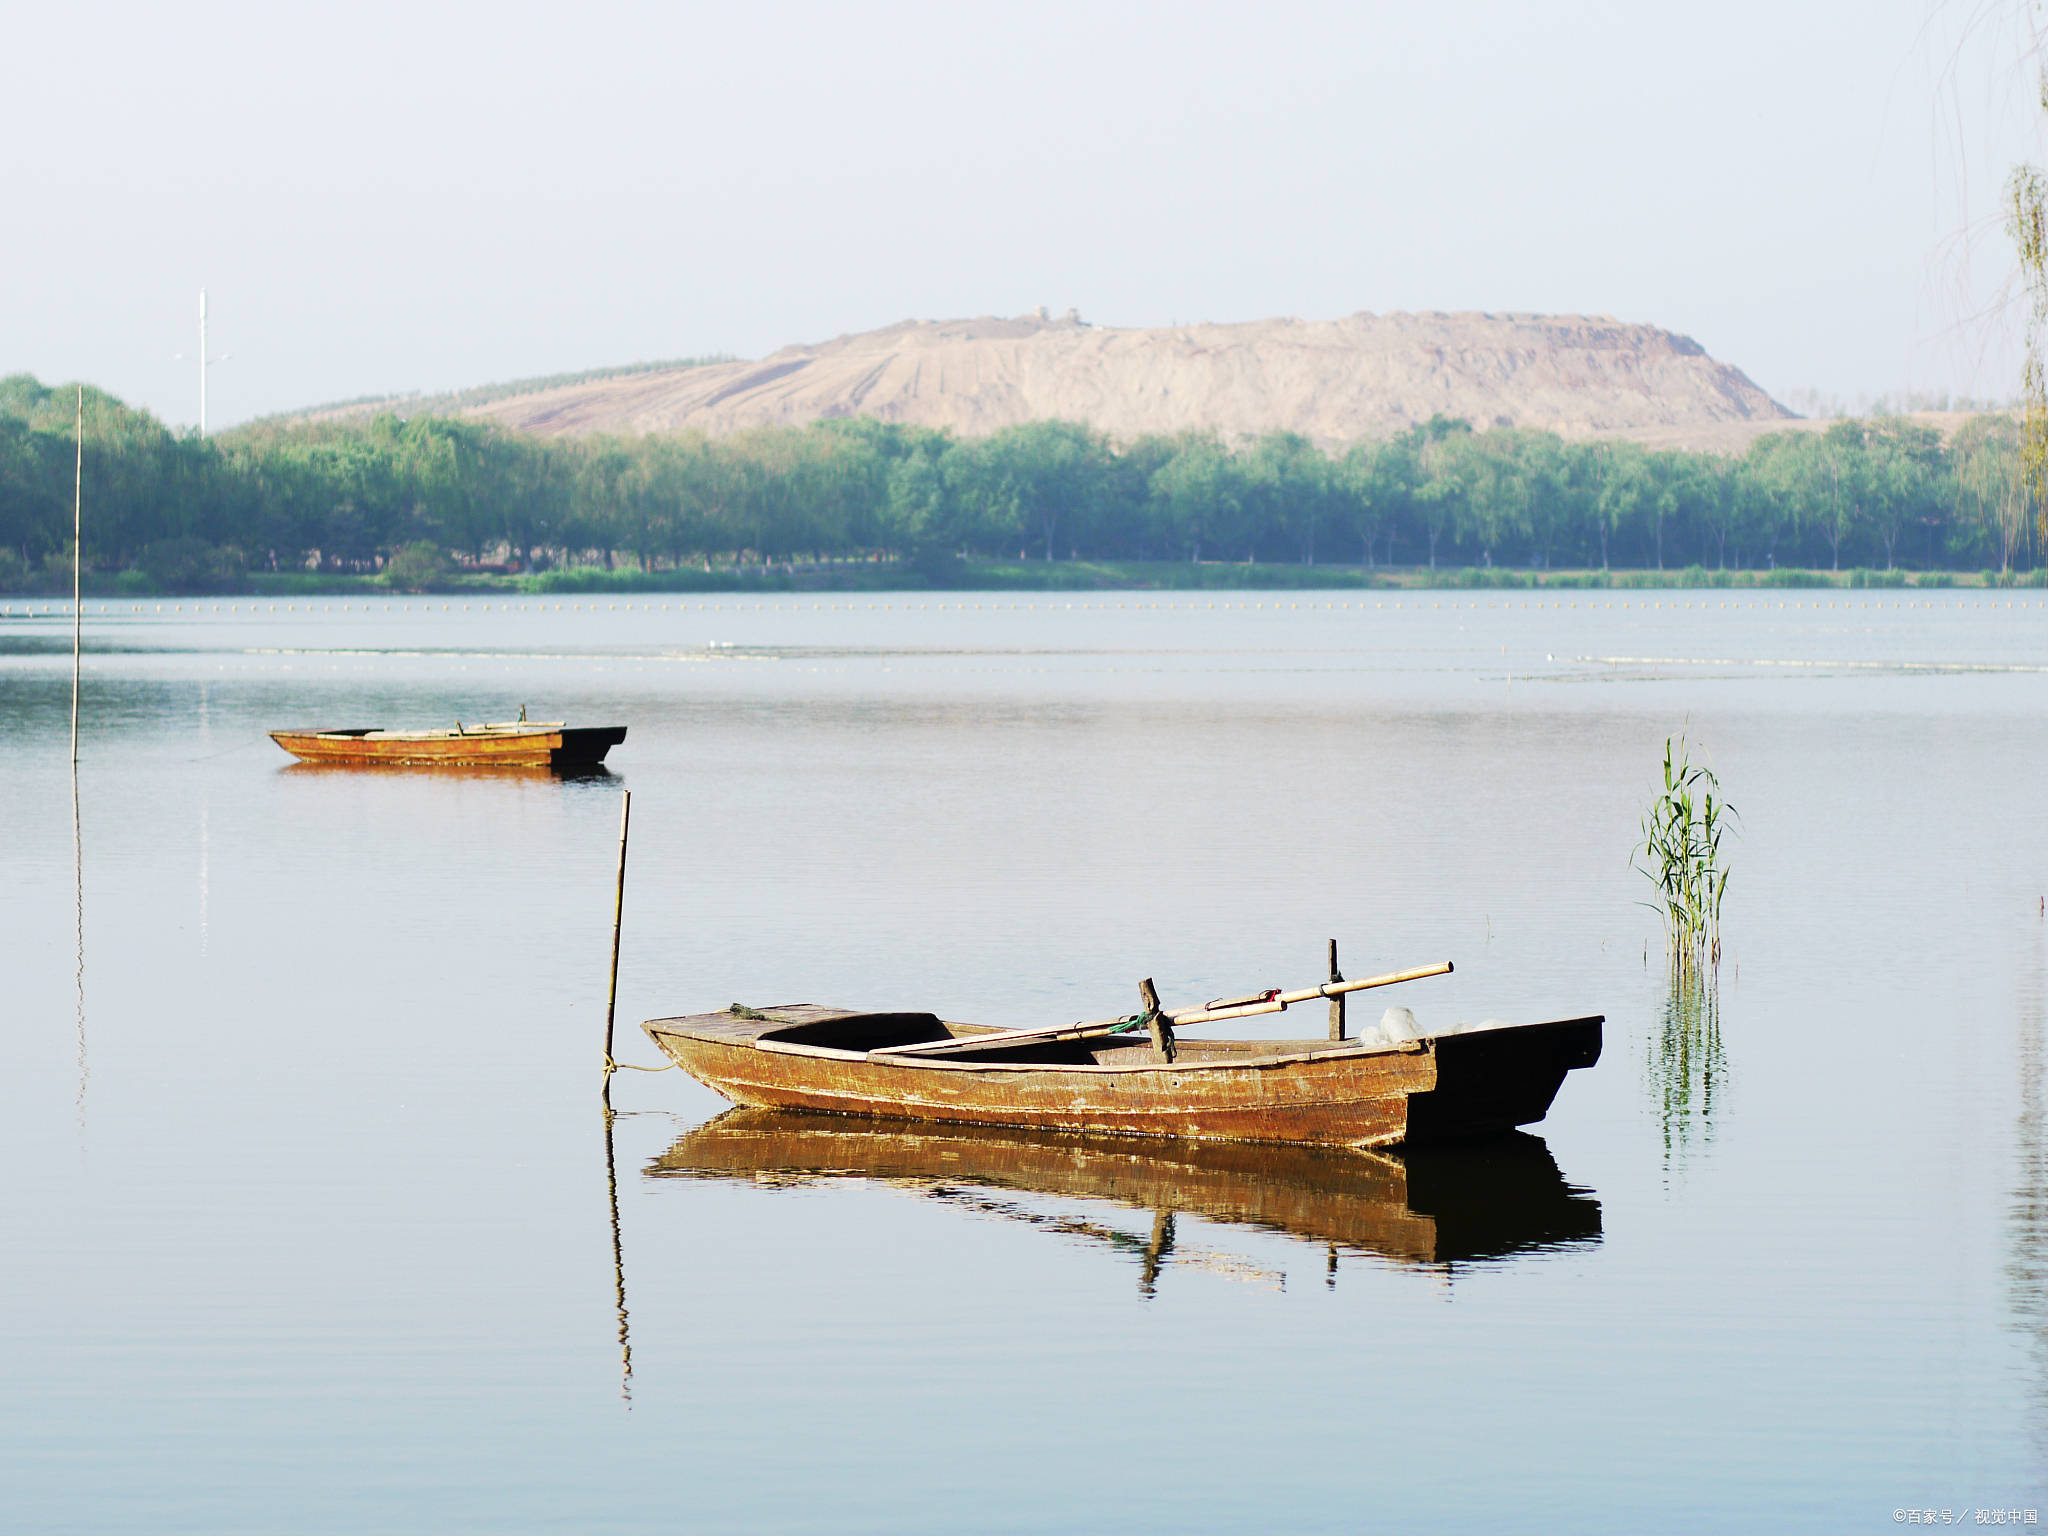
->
<box><xmin>643</xmin><ymin>958</ymin><xmax>1602</xmax><ymax>1151</ymax></box>
<box><xmin>269</xmin><ymin>715</ymin><xmax>625</xmax><ymax>768</ymax></box>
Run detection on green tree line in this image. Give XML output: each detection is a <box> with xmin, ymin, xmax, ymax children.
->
<box><xmin>0</xmin><ymin>372</ymin><xmax>2037</xmax><ymax>588</ymax></box>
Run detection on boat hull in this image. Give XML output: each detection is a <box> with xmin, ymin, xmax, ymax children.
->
<box><xmin>269</xmin><ymin>725</ymin><xmax>625</xmax><ymax>767</ymax></box>
<box><xmin>642</xmin><ymin>1006</ymin><xmax>1601</xmax><ymax>1150</ymax></box>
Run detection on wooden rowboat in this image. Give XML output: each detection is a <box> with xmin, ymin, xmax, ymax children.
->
<box><xmin>269</xmin><ymin>718</ymin><xmax>625</xmax><ymax>768</ymax></box>
<box><xmin>643</xmin><ymin>960</ymin><xmax>1602</xmax><ymax>1151</ymax></box>
<box><xmin>651</xmin><ymin>1111</ymin><xmax>1602</xmax><ymax>1274</ymax></box>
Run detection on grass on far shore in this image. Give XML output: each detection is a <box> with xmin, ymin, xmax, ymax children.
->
<box><xmin>7</xmin><ymin>557</ymin><xmax>2047</xmax><ymax>601</ymax></box>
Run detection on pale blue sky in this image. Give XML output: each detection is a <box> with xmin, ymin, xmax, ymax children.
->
<box><xmin>3</xmin><ymin>0</ymin><xmax>2039</xmax><ymax>428</ymax></box>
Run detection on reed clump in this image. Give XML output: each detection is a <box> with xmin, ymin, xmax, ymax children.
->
<box><xmin>1636</xmin><ymin>735</ymin><xmax>1735</xmax><ymax>973</ymax></box>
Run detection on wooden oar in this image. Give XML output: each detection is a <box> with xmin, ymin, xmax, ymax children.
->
<box><xmin>874</xmin><ymin>960</ymin><xmax>1452</xmax><ymax>1058</ymax></box>
<box><xmin>874</xmin><ymin>1015</ymin><xmax>1149</xmax><ymax>1058</ymax></box>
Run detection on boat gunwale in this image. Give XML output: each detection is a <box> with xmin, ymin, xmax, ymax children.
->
<box><xmin>651</xmin><ymin>1013</ymin><xmax>1604</xmax><ymax>1077</ymax></box>
<box><xmin>269</xmin><ymin>725</ymin><xmax>585</xmax><ymax>744</ymax></box>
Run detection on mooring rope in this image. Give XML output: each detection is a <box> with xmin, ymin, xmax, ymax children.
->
<box><xmin>602</xmin><ymin>1055</ymin><xmax>674</xmax><ymax>1074</ymax></box>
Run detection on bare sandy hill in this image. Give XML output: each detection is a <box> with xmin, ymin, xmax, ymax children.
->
<box><xmin>313</xmin><ymin>310</ymin><xmax>1802</xmax><ymax>450</ymax></box>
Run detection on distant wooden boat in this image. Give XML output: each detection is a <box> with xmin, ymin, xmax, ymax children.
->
<box><xmin>651</xmin><ymin>1111</ymin><xmax>1602</xmax><ymax>1271</ymax></box>
<box><xmin>268</xmin><ymin>717</ymin><xmax>625</xmax><ymax>768</ymax></box>
<box><xmin>643</xmin><ymin>961</ymin><xmax>1601</xmax><ymax>1151</ymax></box>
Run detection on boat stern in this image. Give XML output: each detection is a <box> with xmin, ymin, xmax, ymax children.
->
<box><xmin>1402</xmin><ymin>1016</ymin><xmax>1603</xmax><ymax>1143</ymax></box>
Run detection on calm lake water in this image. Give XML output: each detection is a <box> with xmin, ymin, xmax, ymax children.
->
<box><xmin>4</xmin><ymin>590</ymin><xmax>2047</xmax><ymax>1532</ymax></box>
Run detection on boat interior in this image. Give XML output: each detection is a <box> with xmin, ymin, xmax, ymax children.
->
<box><xmin>756</xmin><ymin>1010</ymin><xmax>1382</xmax><ymax>1066</ymax></box>
<box><xmin>298</xmin><ymin>722</ymin><xmax>566</xmax><ymax>740</ymax></box>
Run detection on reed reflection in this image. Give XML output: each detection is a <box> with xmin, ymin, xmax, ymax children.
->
<box><xmin>2008</xmin><ymin>925</ymin><xmax>2047</xmax><ymax>1443</ymax></box>
<box><xmin>1649</xmin><ymin>968</ymin><xmax>1725</xmax><ymax>1165</ymax></box>
<box><xmin>648</xmin><ymin>1111</ymin><xmax>1601</xmax><ymax>1295</ymax></box>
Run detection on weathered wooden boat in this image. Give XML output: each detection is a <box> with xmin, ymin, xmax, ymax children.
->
<box><xmin>643</xmin><ymin>958</ymin><xmax>1602</xmax><ymax>1151</ymax></box>
<box><xmin>269</xmin><ymin>714</ymin><xmax>625</xmax><ymax>768</ymax></box>
<box><xmin>651</xmin><ymin>1110</ymin><xmax>1602</xmax><ymax>1272</ymax></box>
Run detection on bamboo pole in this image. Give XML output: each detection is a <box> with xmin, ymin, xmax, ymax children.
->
<box><xmin>1168</xmin><ymin>960</ymin><xmax>1452</xmax><ymax>1026</ymax></box>
<box><xmin>1275</xmin><ymin>959</ymin><xmax>1452</xmax><ymax>1006</ymax></box>
<box><xmin>1164</xmin><ymin>997</ymin><xmax>1287</xmax><ymax>1026</ymax></box>
<box><xmin>878</xmin><ymin>958</ymin><xmax>1452</xmax><ymax>1057</ymax></box>
<box><xmin>69</xmin><ymin>385</ymin><xmax>86</xmax><ymax>1118</ymax></box>
<box><xmin>602</xmin><ymin>791</ymin><xmax>631</xmax><ymax>1091</ymax></box>
<box><xmin>70</xmin><ymin>385</ymin><xmax>82</xmax><ymax>766</ymax></box>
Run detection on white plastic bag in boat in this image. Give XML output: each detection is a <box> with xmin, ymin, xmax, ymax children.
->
<box><xmin>1433</xmin><ymin>1017</ymin><xmax>1514</xmax><ymax>1037</ymax></box>
<box><xmin>1379</xmin><ymin>1007</ymin><xmax>1419</xmax><ymax>1043</ymax></box>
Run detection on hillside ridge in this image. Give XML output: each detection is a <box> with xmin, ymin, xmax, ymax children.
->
<box><xmin>303</xmin><ymin>309</ymin><xmax>1796</xmax><ymax>450</ymax></box>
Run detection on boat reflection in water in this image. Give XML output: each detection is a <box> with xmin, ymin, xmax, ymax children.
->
<box><xmin>650</xmin><ymin>1110</ymin><xmax>1601</xmax><ymax>1292</ymax></box>
<box><xmin>279</xmin><ymin>759</ymin><xmax>617</xmax><ymax>782</ymax></box>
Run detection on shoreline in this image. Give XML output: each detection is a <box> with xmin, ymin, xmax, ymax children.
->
<box><xmin>2</xmin><ymin>558</ymin><xmax>2041</xmax><ymax>602</ymax></box>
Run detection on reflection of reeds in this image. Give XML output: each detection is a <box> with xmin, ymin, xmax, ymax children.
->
<box><xmin>2007</xmin><ymin>932</ymin><xmax>2048</xmax><ymax>1437</ymax></box>
<box><xmin>1636</xmin><ymin>734</ymin><xmax>1734</xmax><ymax>976</ymax></box>
<box><xmin>1650</xmin><ymin>968</ymin><xmax>1726</xmax><ymax>1161</ymax></box>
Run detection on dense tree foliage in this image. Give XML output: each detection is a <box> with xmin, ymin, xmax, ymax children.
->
<box><xmin>0</xmin><ymin>373</ymin><xmax>2037</xmax><ymax>588</ymax></box>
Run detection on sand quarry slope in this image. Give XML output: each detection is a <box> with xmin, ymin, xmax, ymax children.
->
<box><xmin>326</xmin><ymin>310</ymin><xmax>1801</xmax><ymax>450</ymax></box>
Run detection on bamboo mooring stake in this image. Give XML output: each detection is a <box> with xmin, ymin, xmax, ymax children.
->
<box><xmin>602</xmin><ymin>790</ymin><xmax>632</xmax><ymax>1094</ymax></box>
<box><xmin>70</xmin><ymin>385</ymin><xmax>82</xmax><ymax>767</ymax></box>
<box><xmin>69</xmin><ymin>384</ymin><xmax>86</xmax><ymax>1123</ymax></box>
<box><xmin>1327</xmin><ymin>938</ymin><xmax>1346</xmax><ymax>1042</ymax></box>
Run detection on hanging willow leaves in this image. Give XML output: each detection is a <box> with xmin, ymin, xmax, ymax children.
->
<box><xmin>2007</xmin><ymin>69</ymin><xmax>2048</xmax><ymax>543</ymax></box>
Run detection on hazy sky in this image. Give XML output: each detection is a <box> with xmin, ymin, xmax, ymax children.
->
<box><xmin>5</xmin><ymin>0</ymin><xmax>2041</xmax><ymax>429</ymax></box>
